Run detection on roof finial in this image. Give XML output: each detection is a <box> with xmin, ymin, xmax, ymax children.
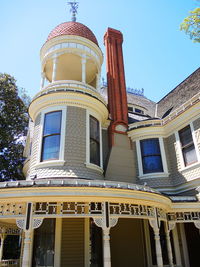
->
<box><xmin>68</xmin><ymin>1</ymin><xmax>79</xmax><ymax>22</ymax></box>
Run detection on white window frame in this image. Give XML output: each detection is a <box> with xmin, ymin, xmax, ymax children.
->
<box><xmin>85</xmin><ymin>110</ymin><xmax>103</xmax><ymax>173</ymax></box>
<box><xmin>175</xmin><ymin>122</ymin><xmax>200</xmax><ymax>171</ymax></box>
<box><xmin>35</xmin><ymin>105</ymin><xmax>67</xmax><ymax>168</ymax></box>
<box><xmin>136</xmin><ymin>137</ymin><xmax>169</xmax><ymax>179</ymax></box>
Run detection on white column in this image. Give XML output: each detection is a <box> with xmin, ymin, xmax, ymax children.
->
<box><xmin>102</xmin><ymin>228</ymin><xmax>111</xmax><ymax>267</ymax></box>
<box><xmin>40</xmin><ymin>72</ymin><xmax>45</xmax><ymax>89</ymax></box>
<box><xmin>0</xmin><ymin>234</ymin><xmax>5</xmax><ymax>261</ymax></box>
<box><xmin>81</xmin><ymin>57</ymin><xmax>86</xmax><ymax>83</ymax></box>
<box><xmin>96</xmin><ymin>72</ymin><xmax>101</xmax><ymax>90</ymax></box>
<box><xmin>22</xmin><ymin>230</ymin><xmax>32</xmax><ymax>267</ymax></box>
<box><xmin>52</xmin><ymin>57</ymin><xmax>58</xmax><ymax>82</ymax></box>
<box><xmin>154</xmin><ymin>228</ymin><xmax>163</xmax><ymax>267</ymax></box>
<box><xmin>165</xmin><ymin>224</ymin><xmax>174</xmax><ymax>267</ymax></box>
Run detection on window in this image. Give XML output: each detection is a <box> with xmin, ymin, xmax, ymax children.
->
<box><xmin>41</xmin><ymin>111</ymin><xmax>62</xmax><ymax>161</ymax></box>
<box><xmin>128</xmin><ymin>106</ymin><xmax>133</xmax><ymax>112</ymax></box>
<box><xmin>178</xmin><ymin>125</ymin><xmax>197</xmax><ymax>166</ymax></box>
<box><xmin>140</xmin><ymin>138</ymin><xmax>163</xmax><ymax>174</ymax></box>
<box><xmin>32</xmin><ymin>219</ymin><xmax>55</xmax><ymax>267</ymax></box>
<box><xmin>135</xmin><ymin>108</ymin><xmax>144</xmax><ymax>114</ymax></box>
<box><xmin>90</xmin><ymin>115</ymin><xmax>100</xmax><ymax>166</ymax></box>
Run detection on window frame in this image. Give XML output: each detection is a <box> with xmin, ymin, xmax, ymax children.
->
<box><xmin>175</xmin><ymin>122</ymin><xmax>200</xmax><ymax>170</ymax></box>
<box><xmin>86</xmin><ymin>110</ymin><xmax>103</xmax><ymax>172</ymax></box>
<box><xmin>136</xmin><ymin>137</ymin><xmax>169</xmax><ymax>179</ymax></box>
<box><xmin>41</xmin><ymin>111</ymin><xmax>62</xmax><ymax>162</ymax></box>
<box><xmin>36</xmin><ymin>106</ymin><xmax>67</xmax><ymax>168</ymax></box>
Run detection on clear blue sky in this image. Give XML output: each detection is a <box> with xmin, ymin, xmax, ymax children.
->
<box><xmin>0</xmin><ymin>0</ymin><xmax>199</xmax><ymax>102</ymax></box>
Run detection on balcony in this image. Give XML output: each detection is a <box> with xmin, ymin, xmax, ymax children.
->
<box><xmin>33</xmin><ymin>80</ymin><xmax>106</xmax><ymax>105</ymax></box>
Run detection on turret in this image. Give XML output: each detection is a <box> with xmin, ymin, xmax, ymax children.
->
<box><xmin>23</xmin><ymin>19</ymin><xmax>108</xmax><ymax>180</ymax></box>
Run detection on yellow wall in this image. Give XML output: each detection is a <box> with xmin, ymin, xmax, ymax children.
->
<box><xmin>111</xmin><ymin>218</ymin><xmax>146</xmax><ymax>267</ymax></box>
<box><xmin>61</xmin><ymin>218</ymin><xmax>84</xmax><ymax>267</ymax></box>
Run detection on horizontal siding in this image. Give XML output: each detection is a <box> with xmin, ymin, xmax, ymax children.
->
<box><xmin>61</xmin><ymin>218</ymin><xmax>84</xmax><ymax>267</ymax></box>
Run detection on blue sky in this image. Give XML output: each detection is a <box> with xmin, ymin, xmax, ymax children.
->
<box><xmin>0</xmin><ymin>0</ymin><xmax>199</xmax><ymax>102</ymax></box>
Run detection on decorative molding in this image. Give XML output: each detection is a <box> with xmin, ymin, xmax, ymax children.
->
<box><xmin>168</xmin><ymin>222</ymin><xmax>176</xmax><ymax>231</ymax></box>
<box><xmin>33</xmin><ymin>218</ymin><xmax>43</xmax><ymax>229</ymax></box>
<box><xmin>149</xmin><ymin>219</ymin><xmax>159</xmax><ymax>231</ymax></box>
<box><xmin>16</xmin><ymin>219</ymin><xmax>25</xmax><ymax>230</ymax></box>
<box><xmin>194</xmin><ymin>221</ymin><xmax>200</xmax><ymax>229</ymax></box>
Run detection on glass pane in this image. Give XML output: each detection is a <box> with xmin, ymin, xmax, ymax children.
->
<box><xmin>42</xmin><ymin>135</ymin><xmax>60</xmax><ymax>161</ymax></box>
<box><xmin>43</xmin><ymin>111</ymin><xmax>62</xmax><ymax>136</ymax></box>
<box><xmin>179</xmin><ymin>126</ymin><xmax>193</xmax><ymax>147</ymax></box>
<box><xmin>90</xmin><ymin>116</ymin><xmax>99</xmax><ymax>141</ymax></box>
<box><xmin>3</xmin><ymin>235</ymin><xmax>21</xmax><ymax>260</ymax></box>
<box><xmin>90</xmin><ymin>139</ymin><xmax>100</xmax><ymax>166</ymax></box>
<box><xmin>141</xmin><ymin>139</ymin><xmax>160</xmax><ymax>156</ymax></box>
<box><xmin>142</xmin><ymin>155</ymin><xmax>163</xmax><ymax>174</ymax></box>
<box><xmin>32</xmin><ymin>219</ymin><xmax>55</xmax><ymax>267</ymax></box>
<box><xmin>183</xmin><ymin>145</ymin><xmax>197</xmax><ymax>166</ymax></box>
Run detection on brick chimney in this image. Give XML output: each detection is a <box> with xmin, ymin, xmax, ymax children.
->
<box><xmin>104</xmin><ymin>28</ymin><xmax>128</xmax><ymax>145</ymax></box>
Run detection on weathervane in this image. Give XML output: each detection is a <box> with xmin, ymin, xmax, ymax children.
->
<box><xmin>67</xmin><ymin>1</ymin><xmax>79</xmax><ymax>22</ymax></box>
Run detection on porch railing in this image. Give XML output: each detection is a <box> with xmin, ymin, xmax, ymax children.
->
<box><xmin>0</xmin><ymin>260</ymin><xmax>19</xmax><ymax>266</ymax></box>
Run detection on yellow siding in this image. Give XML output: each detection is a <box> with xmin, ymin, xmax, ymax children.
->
<box><xmin>61</xmin><ymin>218</ymin><xmax>84</xmax><ymax>267</ymax></box>
<box><xmin>110</xmin><ymin>218</ymin><xmax>146</xmax><ymax>267</ymax></box>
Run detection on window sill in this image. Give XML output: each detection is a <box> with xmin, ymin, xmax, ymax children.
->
<box><xmin>180</xmin><ymin>161</ymin><xmax>200</xmax><ymax>173</ymax></box>
<box><xmin>35</xmin><ymin>160</ymin><xmax>65</xmax><ymax>169</ymax></box>
<box><xmin>139</xmin><ymin>172</ymin><xmax>169</xmax><ymax>179</ymax></box>
<box><xmin>85</xmin><ymin>162</ymin><xmax>104</xmax><ymax>174</ymax></box>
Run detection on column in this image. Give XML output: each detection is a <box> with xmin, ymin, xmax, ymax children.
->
<box><xmin>22</xmin><ymin>230</ymin><xmax>32</xmax><ymax>267</ymax></box>
<box><xmin>40</xmin><ymin>72</ymin><xmax>45</xmax><ymax>89</ymax></box>
<box><xmin>81</xmin><ymin>57</ymin><xmax>86</xmax><ymax>83</ymax></box>
<box><xmin>165</xmin><ymin>223</ymin><xmax>174</xmax><ymax>267</ymax></box>
<box><xmin>154</xmin><ymin>228</ymin><xmax>163</xmax><ymax>267</ymax></box>
<box><xmin>102</xmin><ymin>228</ymin><xmax>111</xmax><ymax>267</ymax></box>
<box><xmin>52</xmin><ymin>56</ymin><xmax>58</xmax><ymax>82</ymax></box>
<box><xmin>149</xmin><ymin>219</ymin><xmax>163</xmax><ymax>267</ymax></box>
<box><xmin>0</xmin><ymin>234</ymin><xmax>5</xmax><ymax>261</ymax></box>
<box><xmin>96</xmin><ymin>72</ymin><xmax>101</xmax><ymax>90</ymax></box>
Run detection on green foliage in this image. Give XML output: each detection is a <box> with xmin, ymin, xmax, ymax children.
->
<box><xmin>180</xmin><ymin>6</ymin><xmax>200</xmax><ymax>43</ymax></box>
<box><xmin>0</xmin><ymin>73</ymin><xmax>29</xmax><ymax>181</ymax></box>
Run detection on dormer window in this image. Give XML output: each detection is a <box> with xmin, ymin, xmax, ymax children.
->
<box><xmin>41</xmin><ymin>111</ymin><xmax>62</xmax><ymax>161</ymax></box>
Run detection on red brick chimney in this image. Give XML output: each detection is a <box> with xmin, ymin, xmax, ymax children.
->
<box><xmin>104</xmin><ymin>28</ymin><xmax>128</xmax><ymax>145</ymax></box>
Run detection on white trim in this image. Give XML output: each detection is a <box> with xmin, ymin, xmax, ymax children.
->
<box><xmin>139</xmin><ymin>172</ymin><xmax>169</xmax><ymax>180</ymax></box>
<box><xmin>35</xmin><ymin>160</ymin><xmax>65</xmax><ymax>169</ymax></box>
<box><xmin>85</xmin><ymin>163</ymin><xmax>104</xmax><ymax>174</ymax></box>
<box><xmin>54</xmin><ymin>218</ymin><xmax>62</xmax><ymax>267</ymax></box>
<box><xmin>175</xmin><ymin>122</ymin><xmax>200</xmax><ymax>171</ymax></box>
<box><xmin>86</xmin><ymin>110</ymin><xmax>103</xmax><ymax>170</ymax></box>
<box><xmin>37</xmin><ymin>105</ymin><xmax>67</xmax><ymax>165</ymax></box>
<box><xmin>190</xmin><ymin>122</ymin><xmax>200</xmax><ymax>162</ymax></box>
<box><xmin>159</xmin><ymin>137</ymin><xmax>168</xmax><ymax>174</ymax></box>
<box><xmin>136</xmin><ymin>137</ymin><xmax>169</xmax><ymax>179</ymax></box>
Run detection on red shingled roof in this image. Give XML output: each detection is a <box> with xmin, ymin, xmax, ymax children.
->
<box><xmin>47</xmin><ymin>21</ymin><xmax>98</xmax><ymax>46</ymax></box>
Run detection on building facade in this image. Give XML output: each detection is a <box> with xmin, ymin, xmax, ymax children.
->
<box><xmin>0</xmin><ymin>15</ymin><xmax>200</xmax><ymax>267</ymax></box>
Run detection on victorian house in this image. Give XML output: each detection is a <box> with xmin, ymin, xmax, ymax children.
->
<box><xmin>0</xmin><ymin>5</ymin><xmax>200</xmax><ymax>267</ymax></box>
